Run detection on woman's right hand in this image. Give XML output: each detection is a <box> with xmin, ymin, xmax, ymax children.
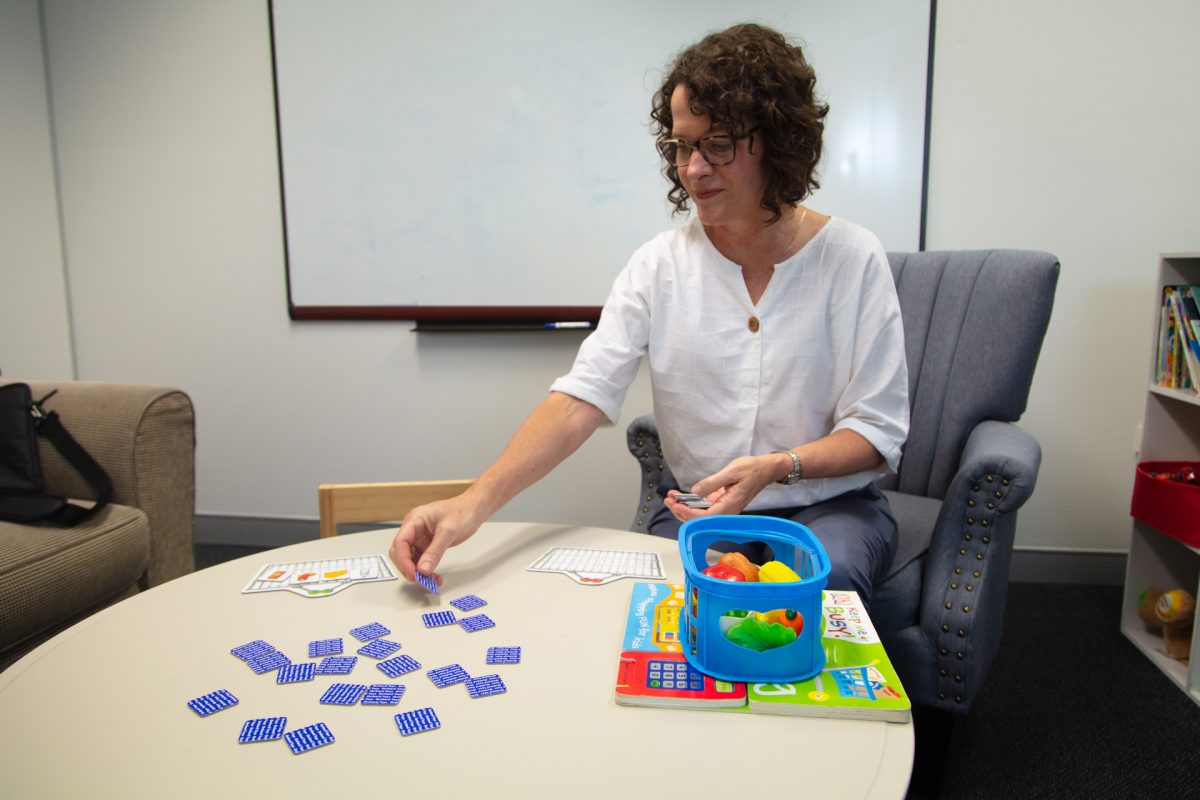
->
<box><xmin>388</xmin><ymin>496</ymin><xmax>481</xmax><ymax>585</ymax></box>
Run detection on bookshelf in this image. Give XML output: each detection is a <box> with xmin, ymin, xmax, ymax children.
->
<box><xmin>1121</xmin><ymin>253</ymin><xmax>1200</xmax><ymax>707</ymax></box>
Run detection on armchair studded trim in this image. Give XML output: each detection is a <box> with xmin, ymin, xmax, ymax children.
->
<box><xmin>924</xmin><ymin>420</ymin><xmax>1041</xmax><ymax>711</ymax></box>
<box><xmin>626</xmin><ymin>414</ymin><xmax>676</xmax><ymax>533</ymax></box>
<box><xmin>933</xmin><ymin>473</ymin><xmax>1013</xmax><ymax>707</ymax></box>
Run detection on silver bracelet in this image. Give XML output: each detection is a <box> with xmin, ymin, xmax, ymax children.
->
<box><xmin>771</xmin><ymin>449</ymin><xmax>803</xmax><ymax>485</ymax></box>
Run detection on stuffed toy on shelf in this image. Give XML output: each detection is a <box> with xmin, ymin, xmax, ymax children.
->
<box><xmin>1138</xmin><ymin>587</ymin><xmax>1196</xmax><ymax>663</ymax></box>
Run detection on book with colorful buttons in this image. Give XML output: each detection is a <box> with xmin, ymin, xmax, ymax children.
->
<box><xmin>613</xmin><ymin>581</ymin><xmax>746</xmax><ymax>710</ymax></box>
<box><xmin>613</xmin><ymin>582</ymin><xmax>909</xmax><ymax>721</ymax></box>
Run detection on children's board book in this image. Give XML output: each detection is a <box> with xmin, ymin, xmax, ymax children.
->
<box><xmin>613</xmin><ymin>582</ymin><xmax>909</xmax><ymax>722</ymax></box>
<box><xmin>615</xmin><ymin>582</ymin><xmax>747</xmax><ymax>709</ymax></box>
<box><xmin>747</xmin><ymin>589</ymin><xmax>911</xmax><ymax>723</ymax></box>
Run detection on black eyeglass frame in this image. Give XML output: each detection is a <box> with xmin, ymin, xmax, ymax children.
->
<box><xmin>657</xmin><ymin>127</ymin><xmax>759</xmax><ymax>167</ymax></box>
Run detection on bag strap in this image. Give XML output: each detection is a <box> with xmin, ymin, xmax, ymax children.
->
<box><xmin>31</xmin><ymin>390</ymin><xmax>113</xmax><ymax>525</ymax></box>
<box><xmin>0</xmin><ymin>382</ymin><xmax>43</xmax><ymax>493</ymax></box>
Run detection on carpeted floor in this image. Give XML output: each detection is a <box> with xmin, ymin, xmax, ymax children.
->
<box><xmin>193</xmin><ymin>545</ymin><xmax>1200</xmax><ymax>797</ymax></box>
<box><xmin>937</xmin><ymin>583</ymin><xmax>1200</xmax><ymax>799</ymax></box>
<box><xmin>194</xmin><ymin>543</ymin><xmax>274</xmax><ymax>571</ymax></box>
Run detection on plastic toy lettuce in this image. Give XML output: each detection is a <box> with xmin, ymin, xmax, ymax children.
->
<box><xmin>724</xmin><ymin>616</ymin><xmax>798</xmax><ymax>651</ymax></box>
<box><xmin>709</xmin><ymin>555</ymin><xmax>806</xmax><ymax>651</ymax></box>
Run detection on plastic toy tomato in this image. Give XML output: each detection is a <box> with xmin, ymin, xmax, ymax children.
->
<box><xmin>701</xmin><ymin>564</ymin><xmax>746</xmax><ymax>582</ymax></box>
<box><xmin>761</xmin><ymin>608</ymin><xmax>804</xmax><ymax>635</ymax></box>
<box><xmin>777</xmin><ymin>609</ymin><xmax>804</xmax><ymax>635</ymax></box>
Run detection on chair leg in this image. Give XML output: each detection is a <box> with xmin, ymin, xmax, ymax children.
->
<box><xmin>907</xmin><ymin>705</ymin><xmax>955</xmax><ymax>800</ymax></box>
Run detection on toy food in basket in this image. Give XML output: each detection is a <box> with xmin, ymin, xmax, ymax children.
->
<box><xmin>679</xmin><ymin>516</ymin><xmax>830</xmax><ymax>683</ymax></box>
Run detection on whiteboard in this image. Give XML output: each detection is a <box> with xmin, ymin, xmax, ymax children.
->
<box><xmin>271</xmin><ymin>0</ymin><xmax>932</xmax><ymax>321</ymax></box>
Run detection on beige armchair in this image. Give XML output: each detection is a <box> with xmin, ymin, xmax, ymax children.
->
<box><xmin>0</xmin><ymin>380</ymin><xmax>196</xmax><ymax>670</ymax></box>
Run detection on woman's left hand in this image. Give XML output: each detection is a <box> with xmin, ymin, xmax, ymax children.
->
<box><xmin>664</xmin><ymin>454</ymin><xmax>782</xmax><ymax>521</ymax></box>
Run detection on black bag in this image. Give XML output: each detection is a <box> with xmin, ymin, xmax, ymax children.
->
<box><xmin>0</xmin><ymin>383</ymin><xmax>113</xmax><ymax>525</ymax></box>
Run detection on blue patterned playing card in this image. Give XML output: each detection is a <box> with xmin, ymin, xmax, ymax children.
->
<box><xmin>276</xmin><ymin>662</ymin><xmax>317</xmax><ymax>684</ymax></box>
<box><xmin>350</xmin><ymin>622</ymin><xmax>390</xmax><ymax>641</ymax></box>
<box><xmin>414</xmin><ymin>572</ymin><xmax>439</xmax><ymax>595</ymax></box>
<box><xmin>377</xmin><ymin>654</ymin><xmax>421</xmax><ymax>678</ymax></box>
<box><xmin>426</xmin><ymin>664</ymin><xmax>470</xmax><ymax>688</ymax></box>
<box><xmin>245</xmin><ymin>650</ymin><xmax>291</xmax><ymax>674</ymax></box>
<box><xmin>449</xmin><ymin>594</ymin><xmax>487</xmax><ymax>612</ymax></box>
<box><xmin>308</xmin><ymin>638</ymin><xmax>343</xmax><ymax>657</ymax></box>
<box><xmin>486</xmin><ymin>646</ymin><xmax>522</xmax><ymax>665</ymax></box>
<box><xmin>394</xmin><ymin>707</ymin><xmax>440</xmax><ymax>736</ymax></box>
<box><xmin>464</xmin><ymin>674</ymin><xmax>507</xmax><ymax>698</ymax></box>
<box><xmin>361</xmin><ymin>684</ymin><xmax>406</xmax><ymax>706</ymax></box>
<box><xmin>319</xmin><ymin>683</ymin><xmax>368</xmax><ymax>705</ymax></box>
<box><xmin>421</xmin><ymin>611</ymin><xmax>457</xmax><ymax>628</ymax></box>
<box><xmin>315</xmin><ymin>656</ymin><xmax>358</xmax><ymax>675</ymax></box>
<box><xmin>230</xmin><ymin>640</ymin><xmax>274</xmax><ymax>661</ymax></box>
<box><xmin>458</xmin><ymin>614</ymin><xmax>495</xmax><ymax>633</ymax></box>
<box><xmin>284</xmin><ymin>722</ymin><xmax>335</xmax><ymax>754</ymax></box>
<box><xmin>238</xmin><ymin>716</ymin><xmax>287</xmax><ymax>743</ymax></box>
<box><xmin>357</xmin><ymin>639</ymin><xmax>401</xmax><ymax>659</ymax></box>
<box><xmin>187</xmin><ymin>689</ymin><xmax>238</xmax><ymax>717</ymax></box>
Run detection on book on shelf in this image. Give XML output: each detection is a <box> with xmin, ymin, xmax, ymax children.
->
<box><xmin>612</xmin><ymin>582</ymin><xmax>909</xmax><ymax>722</ymax></box>
<box><xmin>1158</xmin><ymin>286</ymin><xmax>1200</xmax><ymax>392</ymax></box>
<box><xmin>1180</xmin><ymin>287</ymin><xmax>1200</xmax><ymax>369</ymax></box>
<box><xmin>1172</xmin><ymin>287</ymin><xmax>1200</xmax><ymax>390</ymax></box>
<box><xmin>1157</xmin><ymin>287</ymin><xmax>1176</xmax><ymax>386</ymax></box>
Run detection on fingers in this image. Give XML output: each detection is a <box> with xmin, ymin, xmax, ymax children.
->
<box><xmin>387</xmin><ymin>501</ymin><xmax>477</xmax><ymax>585</ymax></box>
<box><xmin>414</xmin><ymin>535</ymin><xmax>450</xmax><ymax>580</ymax></box>
<box><xmin>691</xmin><ymin>474</ymin><xmax>733</xmax><ymax>502</ymax></box>
<box><xmin>665</xmin><ymin>491</ymin><xmax>707</xmax><ymax>522</ymax></box>
<box><xmin>388</xmin><ymin>516</ymin><xmax>443</xmax><ymax>583</ymax></box>
<box><xmin>688</xmin><ymin>456</ymin><xmax>769</xmax><ymax>514</ymax></box>
<box><xmin>387</xmin><ymin>526</ymin><xmax>421</xmax><ymax>581</ymax></box>
<box><xmin>666</xmin><ymin>483</ymin><xmax>744</xmax><ymax>521</ymax></box>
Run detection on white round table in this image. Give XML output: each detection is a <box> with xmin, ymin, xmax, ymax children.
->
<box><xmin>0</xmin><ymin>522</ymin><xmax>913</xmax><ymax>798</ymax></box>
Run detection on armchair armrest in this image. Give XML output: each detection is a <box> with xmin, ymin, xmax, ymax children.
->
<box><xmin>918</xmin><ymin>419</ymin><xmax>1042</xmax><ymax>710</ymax></box>
<box><xmin>626</xmin><ymin>414</ymin><xmax>678</xmax><ymax>532</ymax></box>
<box><xmin>21</xmin><ymin>380</ymin><xmax>196</xmax><ymax>585</ymax></box>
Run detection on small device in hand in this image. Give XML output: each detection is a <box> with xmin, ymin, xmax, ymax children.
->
<box><xmin>674</xmin><ymin>492</ymin><xmax>713</xmax><ymax>509</ymax></box>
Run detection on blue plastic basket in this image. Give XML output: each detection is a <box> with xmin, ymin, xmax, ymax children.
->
<box><xmin>678</xmin><ymin>515</ymin><xmax>830</xmax><ymax>683</ymax></box>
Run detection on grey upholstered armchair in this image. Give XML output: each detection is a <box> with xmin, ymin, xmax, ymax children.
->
<box><xmin>626</xmin><ymin>250</ymin><xmax>1059</xmax><ymax>719</ymax></box>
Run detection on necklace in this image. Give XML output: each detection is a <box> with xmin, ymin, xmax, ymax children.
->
<box><xmin>781</xmin><ymin>206</ymin><xmax>809</xmax><ymax>261</ymax></box>
<box><xmin>707</xmin><ymin>206</ymin><xmax>810</xmax><ymax>271</ymax></box>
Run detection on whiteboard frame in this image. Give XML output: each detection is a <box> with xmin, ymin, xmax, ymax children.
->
<box><xmin>269</xmin><ymin>1</ymin><xmax>936</xmax><ymax>325</ymax></box>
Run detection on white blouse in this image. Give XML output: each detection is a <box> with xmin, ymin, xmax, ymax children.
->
<box><xmin>550</xmin><ymin>216</ymin><xmax>909</xmax><ymax>509</ymax></box>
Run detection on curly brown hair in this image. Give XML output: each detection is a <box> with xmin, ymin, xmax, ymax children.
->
<box><xmin>650</xmin><ymin>23</ymin><xmax>829</xmax><ymax>222</ymax></box>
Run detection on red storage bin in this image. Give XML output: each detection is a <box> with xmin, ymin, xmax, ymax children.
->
<box><xmin>1130</xmin><ymin>461</ymin><xmax>1200</xmax><ymax>547</ymax></box>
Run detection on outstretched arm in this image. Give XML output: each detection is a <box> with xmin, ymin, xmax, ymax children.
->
<box><xmin>389</xmin><ymin>391</ymin><xmax>606</xmax><ymax>581</ymax></box>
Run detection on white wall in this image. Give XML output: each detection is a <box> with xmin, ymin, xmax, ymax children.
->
<box><xmin>925</xmin><ymin>0</ymin><xmax>1200</xmax><ymax>554</ymax></box>
<box><xmin>26</xmin><ymin>0</ymin><xmax>652</xmax><ymax>538</ymax></box>
<box><xmin>5</xmin><ymin>0</ymin><xmax>1198</xmax><ymax>558</ymax></box>
<box><xmin>0</xmin><ymin>0</ymin><xmax>73</xmax><ymax>379</ymax></box>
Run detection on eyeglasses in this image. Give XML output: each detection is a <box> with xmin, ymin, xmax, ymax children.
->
<box><xmin>658</xmin><ymin>128</ymin><xmax>757</xmax><ymax>167</ymax></box>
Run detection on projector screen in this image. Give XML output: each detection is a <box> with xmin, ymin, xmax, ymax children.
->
<box><xmin>270</xmin><ymin>0</ymin><xmax>933</xmax><ymax>322</ymax></box>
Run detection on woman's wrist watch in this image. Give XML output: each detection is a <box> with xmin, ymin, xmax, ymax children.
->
<box><xmin>772</xmin><ymin>449</ymin><xmax>803</xmax><ymax>485</ymax></box>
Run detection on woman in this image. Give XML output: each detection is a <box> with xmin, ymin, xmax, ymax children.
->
<box><xmin>391</xmin><ymin>23</ymin><xmax>908</xmax><ymax>605</ymax></box>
